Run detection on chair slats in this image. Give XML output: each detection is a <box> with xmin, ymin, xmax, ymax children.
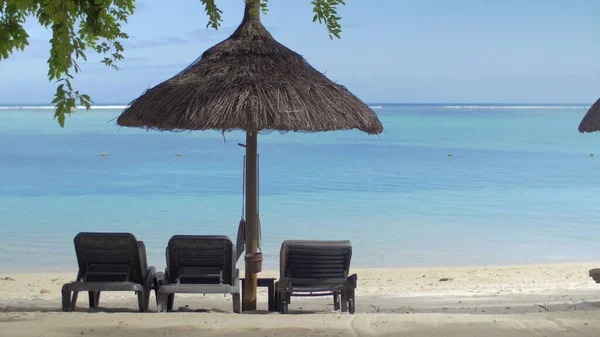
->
<box><xmin>75</xmin><ymin>233</ymin><xmax>143</xmax><ymax>283</ymax></box>
<box><xmin>167</xmin><ymin>235</ymin><xmax>235</xmax><ymax>286</ymax></box>
<box><xmin>283</xmin><ymin>241</ymin><xmax>351</xmax><ymax>281</ymax></box>
<box><xmin>276</xmin><ymin>240</ymin><xmax>356</xmax><ymax>314</ymax></box>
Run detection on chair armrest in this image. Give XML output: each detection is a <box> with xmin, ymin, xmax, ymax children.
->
<box><xmin>137</xmin><ymin>241</ymin><xmax>149</xmax><ymax>275</ymax></box>
<box><xmin>163</xmin><ymin>268</ymin><xmax>171</xmax><ymax>285</ymax></box>
<box><xmin>276</xmin><ymin>277</ymin><xmax>291</xmax><ymax>292</ymax></box>
<box><xmin>346</xmin><ymin>274</ymin><xmax>357</xmax><ymax>288</ymax></box>
<box><xmin>145</xmin><ymin>266</ymin><xmax>157</xmax><ymax>289</ymax></box>
<box><xmin>75</xmin><ymin>269</ymin><xmax>85</xmax><ymax>282</ymax></box>
<box><xmin>234</xmin><ymin>269</ymin><xmax>240</xmax><ymax>285</ymax></box>
<box><xmin>156</xmin><ymin>271</ymin><xmax>165</xmax><ymax>286</ymax></box>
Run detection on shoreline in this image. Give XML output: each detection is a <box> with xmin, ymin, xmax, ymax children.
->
<box><xmin>1</xmin><ymin>262</ymin><xmax>600</xmax><ymax>336</ymax></box>
<box><xmin>3</xmin><ymin>260</ymin><xmax>599</xmax><ymax>274</ymax></box>
<box><xmin>2</xmin><ymin>312</ymin><xmax>599</xmax><ymax>337</ymax></box>
<box><xmin>1</xmin><ymin>262</ymin><xmax>598</xmax><ymax>299</ymax></box>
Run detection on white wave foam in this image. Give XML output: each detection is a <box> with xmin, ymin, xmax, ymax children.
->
<box><xmin>91</xmin><ymin>105</ymin><xmax>128</xmax><ymax>109</ymax></box>
<box><xmin>443</xmin><ymin>105</ymin><xmax>589</xmax><ymax>110</ymax></box>
<box><xmin>0</xmin><ymin>105</ymin><xmax>129</xmax><ymax>110</ymax></box>
<box><xmin>0</xmin><ymin>104</ymin><xmax>589</xmax><ymax>111</ymax></box>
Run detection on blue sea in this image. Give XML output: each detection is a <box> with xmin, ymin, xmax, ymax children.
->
<box><xmin>1</xmin><ymin>103</ymin><xmax>599</xmax><ymax>272</ymax></box>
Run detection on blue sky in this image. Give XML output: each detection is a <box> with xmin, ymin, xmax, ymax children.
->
<box><xmin>1</xmin><ymin>0</ymin><xmax>599</xmax><ymax>104</ymax></box>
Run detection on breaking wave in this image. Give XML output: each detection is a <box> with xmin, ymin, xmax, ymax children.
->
<box><xmin>443</xmin><ymin>105</ymin><xmax>588</xmax><ymax>110</ymax></box>
<box><xmin>0</xmin><ymin>105</ymin><xmax>129</xmax><ymax>110</ymax></box>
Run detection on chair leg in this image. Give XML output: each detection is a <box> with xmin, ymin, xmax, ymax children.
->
<box><xmin>61</xmin><ymin>289</ymin><xmax>72</xmax><ymax>312</ymax></box>
<box><xmin>282</xmin><ymin>301</ymin><xmax>289</xmax><ymax>314</ymax></box>
<box><xmin>340</xmin><ymin>291</ymin><xmax>348</xmax><ymax>312</ymax></box>
<box><xmin>153</xmin><ymin>288</ymin><xmax>159</xmax><ymax>307</ymax></box>
<box><xmin>232</xmin><ymin>293</ymin><xmax>241</xmax><ymax>313</ymax></box>
<box><xmin>277</xmin><ymin>290</ymin><xmax>284</xmax><ymax>314</ymax></box>
<box><xmin>277</xmin><ymin>290</ymin><xmax>282</xmax><ymax>313</ymax></box>
<box><xmin>333</xmin><ymin>292</ymin><xmax>340</xmax><ymax>311</ymax></box>
<box><xmin>88</xmin><ymin>292</ymin><xmax>94</xmax><ymax>308</ymax></box>
<box><xmin>167</xmin><ymin>293</ymin><xmax>175</xmax><ymax>312</ymax></box>
<box><xmin>280</xmin><ymin>291</ymin><xmax>289</xmax><ymax>314</ymax></box>
<box><xmin>137</xmin><ymin>291</ymin><xmax>147</xmax><ymax>313</ymax></box>
<box><xmin>267</xmin><ymin>283</ymin><xmax>275</xmax><ymax>312</ymax></box>
<box><xmin>273</xmin><ymin>290</ymin><xmax>279</xmax><ymax>312</ymax></box>
<box><xmin>144</xmin><ymin>289</ymin><xmax>151</xmax><ymax>312</ymax></box>
<box><xmin>88</xmin><ymin>291</ymin><xmax>100</xmax><ymax>308</ymax></box>
<box><xmin>348</xmin><ymin>289</ymin><xmax>356</xmax><ymax>314</ymax></box>
<box><xmin>71</xmin><ymin>291</ymin><xmax>79</xmax><ymax>310</ymax></box>
<box><xmin>157</xmin><ymin>292</ymin><xmax>166</xmax><ymax>313</ymax></box>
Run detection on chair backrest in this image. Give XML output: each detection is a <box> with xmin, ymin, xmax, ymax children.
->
<box><xmin>74</xmin><ymin>232</ymin><xmax>145</xmax><ymax>283</ymax></box>
<box><xmin>166</xmin><ymin>235</ymin><xmax>236</xmax><ymax>285</ymax></box>
<box><xmin>280</xmin><ymin>240</ymin><xmax>352</xmax><ymax>282</ymax></box>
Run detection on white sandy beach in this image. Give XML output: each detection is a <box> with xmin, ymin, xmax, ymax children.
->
<box><xmin>1</xmin><ymin>263</ymin><xmax>600</xmax><ymax>336</ymax></box>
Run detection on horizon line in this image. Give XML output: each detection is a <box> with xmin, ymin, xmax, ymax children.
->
<box><xmin>0</xmin><ymin>102</ymin><xmax>593</xmax><ymax>106</ymax></box>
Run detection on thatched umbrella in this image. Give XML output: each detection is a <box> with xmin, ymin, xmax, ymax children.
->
<box><xmin>578</xmin><ymin>98</ymin><xmax>600</xmax><ymax>132</ymax></box>
<box><xmin>117</xmin><ymin>0</ymin><xmax>383</xmax><ymax>311</ymax></box>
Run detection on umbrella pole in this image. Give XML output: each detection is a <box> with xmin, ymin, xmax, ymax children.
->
<box><xmin>243</xmin><ymin>130</ymin><xmax>259</xmax><ymax>311</ymax></box>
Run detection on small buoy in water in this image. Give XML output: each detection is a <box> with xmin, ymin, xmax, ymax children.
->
<box><xmin>447</xmin><ymin>153</ymin><xmax>453</xmax><ymax>157</ymax></box>
<box><xmin>101</xmin><ymin>153</ymin><xmax>107</xmax><ymax>157</ymax></box>
<box><xmin>590</xmin><ymin>152</ymin><xmax>594</xmax><ymax>157</ymax></box>
<box><xmin>177</xmin><ymin>153</ymin><xmax>182</xmax><ymax>157</ymax></box>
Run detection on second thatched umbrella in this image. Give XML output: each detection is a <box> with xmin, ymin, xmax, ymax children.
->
<box><xmin>117</xmin><ymin>1</ymin><xmax>383</xmax><ymax>311</ymax></box>
<box><xmin>578</xmin><ymin>98</ymin><xmax>600</xmax><ymax>132</ymax></box>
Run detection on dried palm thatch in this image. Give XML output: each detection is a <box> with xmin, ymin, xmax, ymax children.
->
<box><xmin>578</xmin><ymin>98</ymin><xmax>600</xmax><ymax>132</ymax></box>
<box><xmin>116</xmin><ymin>3</ymin><xmax>383</xmax><ymax>135</ymax></box>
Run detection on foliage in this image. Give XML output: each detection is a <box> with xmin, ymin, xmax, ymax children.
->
<box><xmin>0</xmin><ymin>0</ymin><xmax>345</xmax><ymax>126</ymax></box>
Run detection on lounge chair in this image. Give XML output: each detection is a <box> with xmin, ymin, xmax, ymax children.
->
<box><xmin>275</xmin><ymin>240</ymin><xmax>357</xmax><ymax>314</ymax></box>
<box><xmin>156</xmin><ymin>235</ymin><xmax>241</xmax><ymax>313</ymax></box>
<box><xmin>61</xmin><ymin>232</ymin><xmax>158</xmax><ymax>312</ymax></box>
<box><xmin>590</xmin><ymin>269</ymin><xmax>600</xmax><ymax>283</ymax></box>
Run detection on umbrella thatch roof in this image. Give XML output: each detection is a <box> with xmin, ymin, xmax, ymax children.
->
<box><xmin>578</xmin><ymin>98</ymin><xmax>600</xmax><ymax>132</ymax></box>
<box><xmin>117</xmin><ymin>3</ymin><xmax>383</xmax><ymax>135</ymax></box>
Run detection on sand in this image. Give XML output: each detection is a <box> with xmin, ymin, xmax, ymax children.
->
<box><xmin>1</xmin><ymin>263</ymin><xmax>600</xmax><ymax>336</ymax></box>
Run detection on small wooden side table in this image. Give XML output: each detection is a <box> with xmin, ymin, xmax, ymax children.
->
<box><xmin>240</xmin><ymin>277</ymin><xmax>277</xmax><ymax>312</ymax></box>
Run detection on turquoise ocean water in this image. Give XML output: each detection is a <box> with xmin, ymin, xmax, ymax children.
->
<box><xmin>1</xmin><ymin>103</ymin><xmax>599</xmax><ymax>272</ymax></box>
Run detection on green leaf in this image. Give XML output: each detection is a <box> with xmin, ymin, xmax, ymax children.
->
<box><xmin>55</xmin><ymin>111</ymin><xmax>66</xmax><ymax>127</ymax></box>
<box><xmin>1</xmin><ymin>0</ymin><xmax>345</xmax><ymax>127</ymax></box>
<box><xmin>310</xmin><ymin>0</ymin><xmax>345</xmax><ymax>39</ymax></box>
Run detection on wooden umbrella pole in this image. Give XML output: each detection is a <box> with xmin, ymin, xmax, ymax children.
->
<box><xmin>243</xmin><ymin>0</ymin><xmax>261</xmax><ymax>22</ymax></box>
<box><xmin>243</xmin><ymin>130</ymin><xmax>259</xmax><ymax>311</ymax></box>
<box><xmin>242</xmin><ymin>1</ymin><xmax>262</xmax><ymax>312</ymax></box>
